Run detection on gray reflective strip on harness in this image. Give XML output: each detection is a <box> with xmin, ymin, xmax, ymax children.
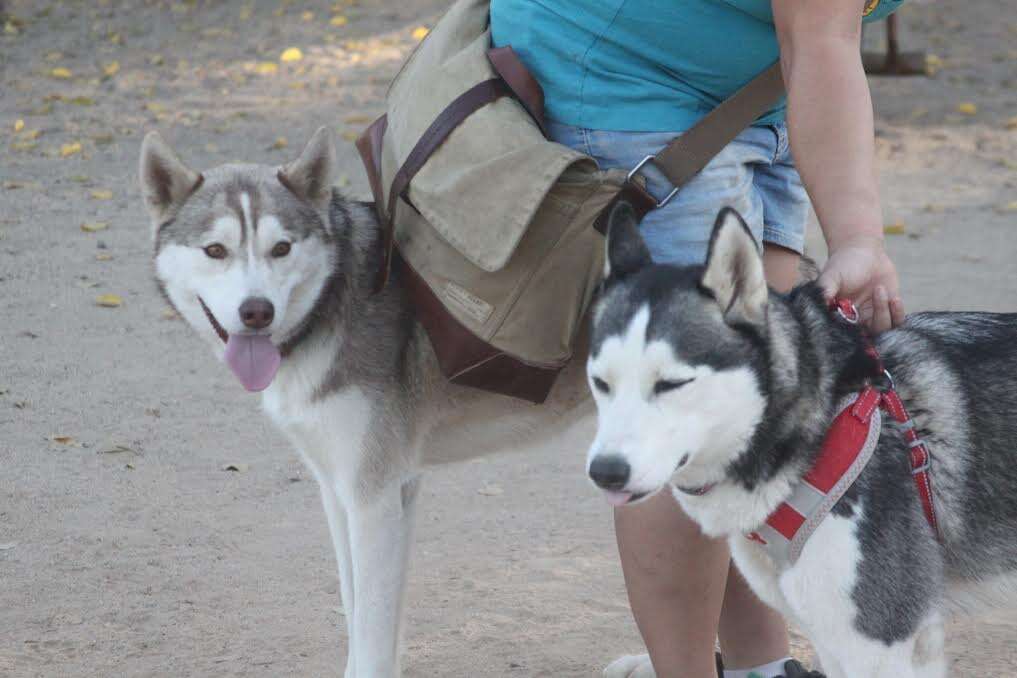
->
<box><xmin>756</xmin><ymin>392</ymin><xmax>883</xmax><ymax>568</ymax></box>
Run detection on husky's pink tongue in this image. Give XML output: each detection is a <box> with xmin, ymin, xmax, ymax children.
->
<box><xmin>603</xmin><ymin>490</ymin><xmax>633</xmax><ymax>507</ymax></box>
<box><xmin>223</xmin><ymin>334</ymin><xmax>281</xmax><ymax>392</ymax></box>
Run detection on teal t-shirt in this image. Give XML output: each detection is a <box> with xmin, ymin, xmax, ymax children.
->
<box><xmin>491</xmin><ymin>0</ymin><xmax>904</xmax><ymax>132</ymax></box>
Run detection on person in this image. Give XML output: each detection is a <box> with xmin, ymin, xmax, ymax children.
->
<box><xmin>491</xmin><ymin>1</ymin><xmax>908</xmax><ymax>677</ymax></box>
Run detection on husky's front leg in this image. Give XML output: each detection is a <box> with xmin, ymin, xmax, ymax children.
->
<box><xmin>318</xmin><ymin>485</ymin><xmax>359</xmax><ymax>677</ymax></box>
<box><xmin>344</xmin><ymin>475</ymin><xmax>420</xmax><ymax>677</ymax></box>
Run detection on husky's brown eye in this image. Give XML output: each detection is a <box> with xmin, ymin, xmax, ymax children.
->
<box><xmin>204</xmin><ymin>243</ymin><xmax>227</xmax><ymax>259</ymax></box>
<box><xmin>271</xmin><ymin>241</ymin><xmax>291</xmax><ymax>258</ymax></box>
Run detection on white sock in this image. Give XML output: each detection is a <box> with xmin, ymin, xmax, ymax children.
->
<box><xmin>724</xmin><ymin>657</ymin><xmax>793</xmax><ymax>678</ymax></box>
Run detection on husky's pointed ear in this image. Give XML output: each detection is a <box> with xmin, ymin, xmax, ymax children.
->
<box><xmin>604</xmin><ymin>201</ymin><xmax>652</xmax><ymax>281</ymax></box>
<box><xmin>278</xmin><ymin>126</ymin><xmax>337</xmax><ymax>208</ymax></box>
<box><xmin>701</xmin><ymin>208</ymin><xmax>768</xmax><ymax>326</ymax></box>
<box><xmin>139</xmin><ymin>131</ymin><xmax>203</xmax><ymax>224</ymax></box>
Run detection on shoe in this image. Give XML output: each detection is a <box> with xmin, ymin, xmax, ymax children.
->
<box><xmin>715</xmin><ymin>655</ymin><xmax>826</xmax><ymax>678</ymax></box>
<box><xmin>779</xmin><ymin>659</ymin><xmax>826</xmax><ymax>678</ymax></box>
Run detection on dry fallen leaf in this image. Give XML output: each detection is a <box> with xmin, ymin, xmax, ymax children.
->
<box><xmin>330</xmin><ymin>15</ymin><xmax>348</xmax><ymax>26</ymax></box>
<box><xmin>1006</xmin><ymin>116</ymin><xmax>1017</xmax><ymax>131</ymax></box>
<box><xmin>270</xmin><ymin>136</ymin><xmax>288</xmax><ymax>150</ymax></box>
<box><xmin>50</xmin><ymin>66</ymin><xmax>72</xmax><ymax>79</ymax></box>
<box><xmin>341</xmin><ymin>130</ymin><xmax>358</xmax><ymax>142</ymax></box>
<box><xmin>145</xmin><ymin>102</ymin><xmax>167</xmax><ymax>114</ymax></box>
<box><xmin>14</xmin><ymin>119</ymin><xmax>24</xmax><ymax>132</ymax></box>
<box><xmin>95</xmin><ymin>294</ymin><xmax>123</xmax><ymax>308</ymax></box>
<box><xmin>884</xmin><ymin>221</ymin><xmax>907</xmax><ymax>236</ymax></box>
<box><xmin>81</xmin><ymin>221</ymin><xmax>109</xmax><ymax>232</ymax></box>
<box><xmin>90</xmin><ymin>189</ymin><xmax>113</xmax><ymax>200</ymax></box>
<box><xmin>95</xmin><ymin>253</ymin><xmax>114</xmax><ymax>261</ymax></box>
<box><xmin>103</xmin><ymin>61</ymin><xmax>120</xmax><ymax>77</ymax></box>
<box><xmin>998</xmin><ymin>201</ymin><xmax>1017</xmax><ymax>213</ymax></box>
<box><xmin>301</xmin><ymin>11</ymin><xmax>314</xmax><ymax>21</ymax></box>
<box><xmin>60</xmin><ymin>142</ymin><xmax>82</xmax><ymax>157</ymax></box>
<box><xmin>924</xmin><ymin>54</ymin><xmax>943</xmax><ymax>76</ymax></box>
<box><xmin>50</xmin><ymin>435</ymin><xmax>75</xmax><ymax>445</ymax></box>
<box><xmin>411</xmin><ymin>26</ymin><xmax>429</xmax><ymax>40</ymax></box>
<box><xmin>161</xmin><ymin>308</ymin><xmax>179</xmax><ymax>320</ymax></box>
<box><xmin>68</xmin><ymin>96</ymin><xmax>94</xmax><ymax>106</ymax></box>
<box><xmin>343</xmin><ymin>114</ymin><xmax>372</xmax><ymax>124</ymax></box>
<box><xmin>280</xmin><ymin>47</ymin><xmax>303</xmax><ymax>63</ymax></box>
<box><xmin>255</xmin><ymin>61</ymin><xmax>278</xmax><ymax>75</ymax></box>
<box><xmin>956</xmin><ymin>102</ymin><xmax>978</xmax><ymax>116</ymax></box>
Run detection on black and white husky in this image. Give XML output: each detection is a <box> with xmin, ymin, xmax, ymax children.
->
<box><xmin>587</xmin><ymin>202</ymin><xmax>1017</xmax><ymax>677</ymax></box>
<box><xmin>140</xmin><ymin>128</ymin><xmax>594</xmax><ymax>676</ymax></box>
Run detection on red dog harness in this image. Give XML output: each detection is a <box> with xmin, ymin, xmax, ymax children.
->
<box><xmin>746</xmin><ymin>300</ymin><xmax>940</xmax><ymax>566</ymax></box>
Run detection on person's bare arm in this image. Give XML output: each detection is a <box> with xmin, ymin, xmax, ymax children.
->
<box><xmin>772</xmin><ymin>0</ymin><xmax>905</xmax><ymax>331</ymax></box>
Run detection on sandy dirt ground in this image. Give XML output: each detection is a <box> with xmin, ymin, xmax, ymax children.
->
<box><xmin>1</xmin><ymin>1</ymin><xmax>1016</xmax><ymax>676</ymax></box>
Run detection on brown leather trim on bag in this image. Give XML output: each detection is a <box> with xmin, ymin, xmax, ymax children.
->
<box><xmin>593</xmin><ymin>182</ymin><xmax>658</xmax><ymax>235</ymax></box>
<box><xmin>396</xmin><ymin>250</ymin><xmax>560</xmax><ymax>404</ymax></box>
<box><xmin>486</xmin><ymin>46</ymin><xmax>548</xmax><ymax>137</ymax></box>
<box><xmin>372</xmin><ymin>78</ymin><xmax>512</xmax><ymax>293</ymax></box>
<box><xmin>354</xmin><ymin>115</ymin><xmax>389</xmax><ymax>223</ymax></box>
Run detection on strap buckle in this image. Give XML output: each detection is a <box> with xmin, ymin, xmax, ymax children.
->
<box><xmin>834</xmin><ymin>299</ymin><xmax>860</xmax><ymax>325</ymax></box>
<box><xmin>627</xmin><ymin>156</ymin><xmax>680</xmax><ymax>208</ymax></box>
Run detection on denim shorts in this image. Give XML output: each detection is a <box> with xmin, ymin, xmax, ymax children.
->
<box><xmin>549</xmin><ymin>120</ymin><xmax>810</xmax><ymax>266</ymax></box>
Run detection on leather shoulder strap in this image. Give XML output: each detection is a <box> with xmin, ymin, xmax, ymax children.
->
<box><xmin>652</xmin><ymin>61</ymin><xmax>785</xmax><ymax>188</ymax></box>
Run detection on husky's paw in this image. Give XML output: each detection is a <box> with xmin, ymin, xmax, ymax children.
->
<box><xmin>603</xmin><ymin>654</ymin><xmax>656</xmax><ymax>678</ymax></box>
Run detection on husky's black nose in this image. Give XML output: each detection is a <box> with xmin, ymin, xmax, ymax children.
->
<box><xmin>239</xmin><ymin>297</ymin><xmax>275</xmax><ymax>330</ymax></box>
<box><xmin>589</xmin><ymin>455</ymin><xmax>631</xmax><ymax>490</ymax></box>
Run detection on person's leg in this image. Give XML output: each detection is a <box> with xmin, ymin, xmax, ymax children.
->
<box><xmin>614</xmin><ymin>492</ymin><xmax>730</xmax><ymax>677</ymax></box>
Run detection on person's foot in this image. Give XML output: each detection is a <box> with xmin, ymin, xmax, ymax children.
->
<box><xmin>776</xmin><ymin>659</ymin><xmax>825</xmax><ymax>678</ymax></box>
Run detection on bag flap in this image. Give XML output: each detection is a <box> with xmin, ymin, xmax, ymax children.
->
<box><xmin>382</xmin><ymin>0</ymin><xmax>594</xmax><ymax>272</ymax></box>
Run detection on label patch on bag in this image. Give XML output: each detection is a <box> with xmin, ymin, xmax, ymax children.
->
<box><xmin>443</xmin><ymin>281</ymin><xmax>494</xmax><ymax>325</ymax></box>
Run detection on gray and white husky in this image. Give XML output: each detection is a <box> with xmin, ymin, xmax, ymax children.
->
<box><xmin>587</xmin><ymin>202</ymin><xmax>1017</xmax><ymax>677</ymax></box>
<box><xmin>139</xmin><ymin>128</ymin><xmax>593</xmax><ymax>676</ymax></box>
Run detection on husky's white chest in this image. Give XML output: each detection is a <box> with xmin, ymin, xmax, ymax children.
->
<box><xmin>260</xmin><ymin>339</ymin><xmax>374</xmax><ymax>486</ymax></box>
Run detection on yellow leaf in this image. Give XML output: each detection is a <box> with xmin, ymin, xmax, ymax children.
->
<box><xmin>343</xmin><ymin>114</ymin><xmax>372</xmax><ymax>124</ymax></box>
<box><xmin>883</xmin><ymin>221</ymin><xmax>907</xmax><ymax>236</ymax></box>
<box><xmin>301</xmin><ymin>11</ymin><xmax>314</xmax><ymax>21</ymax></box>
<box><xmin>50</xmin><ymin>67</ymin><xmax>73</xmax><ymax>79</ymax></box>
<box><xmin>270</xmin><ymin>136</ymin><xmax>288</xmax><ymax>150</ymax></box>
<box><xmin>60</xmin><ymin>141</ymin><xmax>82</xmax><ymax>157</ymax></box>
<box><xmin>50</xmin><ymin>435</ymin><xmax>75</xmax><ymax>445</ymax></box>
<box><xmin>340</xmin><ymin>130</ymin><xmax>359</xmax><ymax>142</ymax></box>
<box><xmin>411</xmin><ymin>26</ymin><xmax>429</xmax><ymax>40</ymax></box>
<box><xmin>4</xmin><ymin>20</ymin><xmax>20</xmax><ymax>36</ymax></box>
<box><xmin>149</xmin><ymin>54</ymin><xmax>165</xmax><ymax>66</ymax></box>
<box><xmin>95</xmin><ymin>253</ymin><xmax>114</xmax><ymax>261</ymax></box>
<box><xmin>999</xmin><ymin>201</ymin><xmax>1017</xmax><ymax>213</ymax></box>
<box><xmin>330</xmin><ymin>15</ymin><xmax>348</xmax><ymax>26</ymax></box>
<box><xmin>255</xmin><ymin>61</ymin><xmax>278</xmax><ymax>75</ymax></box>
<box><xmin>14</xmin><ymin>119</ymin><xmax>24</xmax><ymax>132</ymax></box>
<box><xmin>956</xmin><ymin>102</ymin><xmax>977</xmax><ymax>115</ymax></box>
<box><xmin>161</xmin><ymin>308</ymin><xmax>178</xmax><ymax>319</ymax></box>
<box><xmin>68</xmin><ymin>96</ymin><xmax>95</xmax><ymax>106</ymax></box>
<box><xmin>81</xmin><ymin>221</ymin><xmax>109</xmax><ymax>232</ymax></box>
<box><xmin>280</xmin><ymin>47</ymin><xmax>303</xmax><ymax>63</ymax></box>
<box><xmin>103</xmin><ymin>61</ymin><xmax>120</xmax><ymax>77</ymax></box>
<box><xmin>145</xmin><ymin>102</ymin><xmax>166</xmax><ymax>113</ymax></box>
<box><xmin>924</xmin><ymin>54</ymin><xmax>943</xmax><ymax>76</ymax></box>
<box><xmin>108</xmin><ymin>31</ymin><xmax>122</xmax><ymax>45</ymax></box>
<box><xmin>91</xmin><ymin>189</ymin><xmax>113</xmax><ymax>200</ymax></box>
<box><xmin>96</xmin><ymin>294</ymin><xmax>123</xmax><ymax>308</ymax></box>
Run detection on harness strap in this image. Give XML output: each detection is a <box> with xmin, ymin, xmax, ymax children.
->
<box><xmin>832</xmin><ymin>297</ymin><xmax>941</xmax><ymax>540</ymax></box>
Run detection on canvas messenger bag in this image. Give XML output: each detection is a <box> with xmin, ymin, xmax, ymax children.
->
<box><xmin>356</xmin><ymin>0</ymin><xmax>786</xmax><ymax>403</ymax></box>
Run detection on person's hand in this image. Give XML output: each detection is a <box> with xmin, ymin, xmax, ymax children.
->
<box><xmin>817</xmin><ymin>235</ymin><xmax>905</xmax><ymax>333</ymax></box>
